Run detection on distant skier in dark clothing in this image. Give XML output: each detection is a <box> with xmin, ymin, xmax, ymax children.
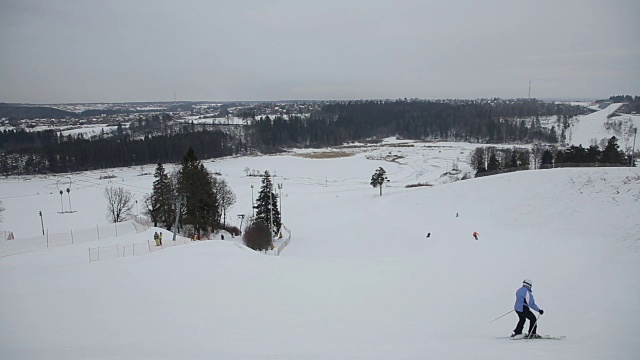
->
<box><xmin>426</xmin><ymin>233</ymin><xmax>431</xmax><ymax>238</ymax></box>
<box><xmin>512</xmin><ymin>279</ymin><xmax>544</xmax><ymax>339</ymax></box>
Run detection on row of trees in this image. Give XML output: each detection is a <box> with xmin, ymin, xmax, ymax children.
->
<box><xmin>470</xmin><ymin>136</ymin><xmax>632</xmax><ymax>177</ymax></box>
<box><xmin>553</xmin><ymin>137</ymin><xmax>631</xmax><ymax>166</ymax></box>
<box><xmin>247</xmin><ymin>99</ymin><xmax>585</xmax><ymax>148</ymax></box>
<box><xmin>608</xmin><ymin>95</ymin><xmax>640</xmax><ymax>113</ymax></box>
<box><xmin>471</xmin><ymin>147</ymin><xmax>531</xmax><ymax>176</ymax></box>
<box><xmin>1</xmin><ymin>127</ymin><xmax>244</xmax><ymax>175</ymax></box>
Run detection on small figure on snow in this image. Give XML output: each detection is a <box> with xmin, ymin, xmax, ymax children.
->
<box><xmin>158</xmin><ymin>232</ymin><xmax>163</xmax><ymax>246</ymax></box>
<box><xmin>456</xmin><ymin>212</ymin><xmax>459</xmax><ymax>217</ymax></box>
<box><xmin>153</xmin><ymin>232</ymin><xmax>160</xmax><ymax>246</ymax></box>
<box><xmin>511</xmin><ymin>279</ymin><xmax>544</xmax><ymax>339</ymax></box>
<box><xmin>426</xmin><ymin>232</ymin><xmax>431</xmax><ymax>238</ymax></box>
<box><xmin>472</xmin><ymin>231</ymin><xmax>479</xmax><ymax>240</ymax></box>
<box><xmin>221</xmin><ymin>233</ymin><xmax>225</xmax><ymax>240</ymax></box>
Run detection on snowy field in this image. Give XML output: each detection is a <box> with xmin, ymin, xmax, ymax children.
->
<box><xmin>1</xmin><ymin>138</ymin><xmax>639</xmax><ymax>360</ymax></box>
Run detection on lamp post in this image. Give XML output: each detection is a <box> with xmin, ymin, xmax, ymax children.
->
<box><xmin>277</xmin><ymin>183</ymin><xmax>283</xmax><ymax>216</ymax></box>
<box><xmin>59</xmin><ymin>190</ymin><xmax>64</xmax><ymax>213</ymax></box>
<box><xmin>172</xmin><ymin>195</ymin><xmax>183</xmax><ymax>242</ymax></box>
<box><xmin>237</xmin><ymin>214</ymin><xmax>245</xmax><ymax>230</ymax></box>
<box><xmin>39</xmin><ymin>211</ymin><xmax>44</xmax><ymax>235</ymax></box>
<box><xmin>66</xmin><ymin>187</ymin><xmax>72</xmax><ymax>212</ymax></box>
<box><xmin>251</xmin><ymin>185</ymin><xmax>254</xmax><ymax>217</ymax></box>
<box><xmin>631</xmin><ymin>127</ymin><xmax>637</xmax><ymax>167</ymax></box>
<box><xmin>268</xmin><ymin>178</ymin><xmax>273</xmax><ymax>235</ymax></box>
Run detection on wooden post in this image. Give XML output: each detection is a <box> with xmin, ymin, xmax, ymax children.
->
<box><xmin>46</xmin><ymin>230</ymin><xmax>49</xmax><ymax>249</ymax></box>
<box><xmin>97</xmin><ymin>225</ymin><xmax>100</xmax><ymax>240</ymax></box>
<box><xmin>115</xmin><ymin>222</ymin><xmax>118</xmax><ymax>237</ymax></box>
<box><xmin>71</xmin><ymin>229</ymin><xmax>74</xmax><ymax>244</ymax></box>
<box><xmin>148</xmin><ymin>240</ymin><xmax>151</xmax><ymax>253</ymax></box>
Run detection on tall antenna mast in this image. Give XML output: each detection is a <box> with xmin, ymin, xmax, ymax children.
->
<box><xmin>528</xmin><ymin>81</ymin><xmax>531</xmax><ymax>99</ymax></box>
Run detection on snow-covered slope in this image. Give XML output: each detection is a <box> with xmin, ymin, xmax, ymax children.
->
<box><xmin>0</xmin><ymin>145</ymin><xmax>639</xmax><ymax>360</ymax></box>
<box><xmin>569</xmin><ymin>103</ymin><xmax>639</xmax><ymax>150</ymax></box>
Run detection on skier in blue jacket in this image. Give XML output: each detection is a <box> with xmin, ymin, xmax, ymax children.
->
<box><xmin>512</xmin><ymin>279</ymin><xmax>544</xmax><ymax>338</ymax></box>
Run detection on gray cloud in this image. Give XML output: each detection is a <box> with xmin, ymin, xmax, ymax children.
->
<box><xmin>1</xmin><ymin>0</ymin><xmax>638</xmax><ymax>103</ymax></box>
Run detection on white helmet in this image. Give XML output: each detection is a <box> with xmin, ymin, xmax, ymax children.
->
<box><xmin>523</xmin><ymin>279</ymin><xmax>533</xmax><ymax>288</ymax></box>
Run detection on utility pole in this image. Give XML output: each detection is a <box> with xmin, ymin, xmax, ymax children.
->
<box><xmin>172</xmin><ymin>195</ymin><xmax>183</xmax><ymax>241</ymax></box>
<box><xmin>631</xmin><ymin>127</ymin><xmax>638</xmax><ymax>167</ymax></box>
<box><xmin>269</xmin><ymin>185</ymin><xmax>274</xmax><ymax>236</ymax></box>
<box><xmin>277</xmin><ymin>183</ymin><xmax>283</xmax><ymax>217</ymax></box>
<box><xmin>251</xmin><ymin>185</ymin><xmax>254</xmax><ymax>217</ymax></box>
<box><xmin>39</xmin><ymin>211</ymin><xmax>44</xmax><ymax>235</ymax></box>
<box><xmin>528</xmin><ymin>81</ymin><xmax>531</xmax><ymax>99</ymax></box>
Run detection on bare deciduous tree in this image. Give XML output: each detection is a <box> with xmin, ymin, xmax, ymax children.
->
<box><xmin>104</xmin><ymin>187</ymin><xmax>134</xmax><ymax>223</ymax></box>
<box><xmin>212</xmin><ymin>177</ymin><xmax>236</xmax><ymax>226</ymax></box>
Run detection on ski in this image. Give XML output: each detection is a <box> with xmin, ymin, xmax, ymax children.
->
<box><xmin>506</xmin><ymin>334</ymin><xmax>566</xmax><ymax>341</ymax></box>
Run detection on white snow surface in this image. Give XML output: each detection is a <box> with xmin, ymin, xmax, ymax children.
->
<box><xmin>569</xmin><ymin>103</ymin><xmax>639</xmax><ymax>150</ymax></box>
<box><xmin>1</xmin><ymin>140</ymin><xmax>639</xmax><ymax>360</ymax></box>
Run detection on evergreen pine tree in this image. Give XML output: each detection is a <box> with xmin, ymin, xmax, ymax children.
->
<box><xmin>517</xmin><ymin>150</ymin><xmax>530</xmax><ymax>168</ymax></box>
<box><xmin>254</xmin><ymin>171</ymin><xmax>281</xmax><ymax>235</ymax></box>
<box><xmin>474</xmin><ymin>152</ymin><xmax>486</xmax><ymax>176</ymax></box>
<box><xmin>177</xmin><ymin>147</ymin><xmax>219</xmax><ymax>236</ymax></box>
<box><xmin>150</xmin><ymin>163</ymin><xmax>174</xmax><ymax>229</ymax></box>
<box><xmin>600</xmin><ymin>136</ymin><xmax>626</xmax><ymax>165</ymax></box>
<box><xmin>509</xmin><ymin>151</ymin><xmax>518</xmax><ymax>168</ymax></box>
<box><xmin>541</xmin><ymin>149</ymin><xmax>554</xmax><ymax>167</ymax></box>
<box><xmin>487</xmin><ymin>153</ymin><xmax>500</xmax><ymax>171</ymax></box>
<box><xmin>554</xmin><ymin>150</ymin><xmax>566</xmax><ymax>165</ymax></box>
<box><xmin>585</xmin><ymin>145</ymin><xmax>601</xmax><ymax>163</ymax></box>
<box><xmin>370</xmin><ymin>167</ymin><xmax>389</xmax><ymax>196</ymax></box>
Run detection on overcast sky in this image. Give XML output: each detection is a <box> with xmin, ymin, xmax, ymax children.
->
<box><xmin>1</xmin><ymin>0</ymin><xmax>639</xmax><ymax>103</ymax></box>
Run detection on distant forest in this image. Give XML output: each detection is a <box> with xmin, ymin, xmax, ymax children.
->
<box><xmin>608</xmin><ymin>95</ymin><xmax>640</xmax><ymax>113</ymax></box>
<box><xmin>248</xmin><ymin>99</ymin><xmax>585</xmax><ymax>148</ymax></box>
<box><xmin>0</xmin><ymin>98</ymin><xmax>601</xmax><ymax>175</ymax></box>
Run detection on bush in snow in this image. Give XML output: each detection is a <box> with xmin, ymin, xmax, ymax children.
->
<box><xmin>243</xmin><ymin>221</ymin><xmax>272</xmax><ymax>251</ymax></box>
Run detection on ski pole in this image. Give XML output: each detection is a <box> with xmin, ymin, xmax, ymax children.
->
<box><xmin>489</xmin><ymin>309</ymin><xmax>514</xmax><ymax>323</ymax></box>
<box><xmin>526</xmin><ymin>313</ymin><xmax>541</xmax><ymax>341</ymax></box>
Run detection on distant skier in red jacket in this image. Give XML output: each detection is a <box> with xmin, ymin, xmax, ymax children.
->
<box><xmin>473</xmin><ymin>231</ymin><xmax>479</xmax><ymax>240</ymax></box>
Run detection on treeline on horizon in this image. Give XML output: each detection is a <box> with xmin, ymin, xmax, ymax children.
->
<box><xmin>608</xmin><ymin>95</ymin><xmax>640</xmax><ymax>113</ymax></box>
<box><xmin>0</xmin><ymin>98</ymin><xmax>614</xmax><ymax>176</ymax></box>
<box><xmin>248</xmin><ymin>98</ymin><xmax>585</xmax><ymax>148</ymax></box>
<box><xmin>0</xmin><ymin>126</ymin><xmax>245</xmax><ymax>175</ymax></box>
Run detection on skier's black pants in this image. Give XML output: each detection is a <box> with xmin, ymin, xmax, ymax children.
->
<box><xmin>514</xmin><ymin>306</ymin><xmax>537</xmax><ymax>335</ymax></box>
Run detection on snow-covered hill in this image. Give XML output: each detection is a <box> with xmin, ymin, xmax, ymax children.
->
<box><xmin>0</xmin><ymin>142</ymin><xmax>639</xmax><ymax>360</ymax></box>
<box><xmin>568</xmin><ymin>103</ymin><xmax>640</xmax><ymax>150</ymax></box>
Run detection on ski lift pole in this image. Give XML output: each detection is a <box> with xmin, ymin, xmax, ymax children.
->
<box><xmin>489</xmin><ymin>309</ymin><xmax>514</xmax><ymax>323</ymax></box>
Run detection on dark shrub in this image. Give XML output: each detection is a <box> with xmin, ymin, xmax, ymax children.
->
<box><xmin>243</xmin><ymin>221</ymin><xmax>272</xmax><ymax>251</ymax></box>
